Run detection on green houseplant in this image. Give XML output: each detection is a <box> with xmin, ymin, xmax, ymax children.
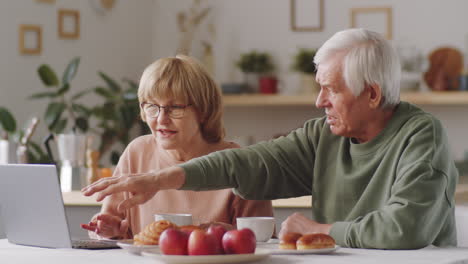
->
<box><xmin>30</xmin><ymin>57</ymin><xmax>90</xmax><ymax>134</ymax></box>
<box><xmin>236</xmin><ymin>51</ymin><xmax>275</xmax><ymax>93</ymax></box>
<box><xmin>0</xmin><ymin>107</ymin><xmax>50</xmax><ymax>163</ymax></box>
<box><xmin>88</xmin><ymin>72</ymin><xmax>148</xmax><ymax>165</ymax></box>
<box><xmin>292</xmin><ymin>48</ymin><xmax>317</xmax><ymax>74</ymax></box>
<box><xmin>291</xmin><ymin>48</ymin><xmax>319</xmax><ymax>95</ymax></box>
<box><xmin>0</xmin><ymin>107</ymin><xmax>16</xmax><ymax>140</ymax></box>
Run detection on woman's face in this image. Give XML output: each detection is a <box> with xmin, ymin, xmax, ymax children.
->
<box><xmin>142</xmin><ymin>98</ymin><xmax>203</xmax><ymax>150</ymax></box>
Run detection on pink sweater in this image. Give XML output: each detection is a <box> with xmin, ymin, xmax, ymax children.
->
<box><xmin>103</xmin><ymin>135</ymin><xmax>273</xmax><ymax>236</ymax></box>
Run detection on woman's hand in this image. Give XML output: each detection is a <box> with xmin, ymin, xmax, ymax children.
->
<box><xmin>81</xmin><ymin>214</ymin><xmax>129</xmax><ymax>239</ymax></box>
<box><xmin>81</xmin><ymin>166</ymin><xmax>186</xmax><ymax>212</ymax></box>
<box><xmin>278</xmin><ymin>212</ymin><xmax>332</xmax><ymax>238</ymax></box>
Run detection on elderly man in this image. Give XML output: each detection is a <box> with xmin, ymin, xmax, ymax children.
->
<box><xmin>83</xmin><ymin>29</ymin><xmax>458</xmax><ymax>249</ymax></box>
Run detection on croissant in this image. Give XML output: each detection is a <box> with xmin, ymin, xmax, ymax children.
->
<box><xmin>133</xmin><ymin>220</ymin><xmax>178</xmax><ymax>245</ymax></box>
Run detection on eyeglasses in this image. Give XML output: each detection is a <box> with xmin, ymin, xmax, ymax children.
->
<box><xmin>140</xmin><ymin>103</ymin><xmax>192</xmax><ymax>119</ymax></box>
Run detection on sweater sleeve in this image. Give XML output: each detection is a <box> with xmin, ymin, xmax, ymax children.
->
<box><xmin>179</xmin><ymin>120</ymin><xmax>321</xmax><ymax>200</ymax></box>
<box><xmin>330</xmin><ymin>161</ymin><xmax>453</xmax><ymax>249</ymax></box>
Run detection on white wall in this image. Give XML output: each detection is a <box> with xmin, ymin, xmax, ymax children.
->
<box><xmin>0</xmin><ymin>0</ymin><xmax>154</xmax><ymax>144</ymax></box>
<box><xmin>152</xmin><ymin>0</ymin><xmax>468</xmax><ymax>160</ymax></box>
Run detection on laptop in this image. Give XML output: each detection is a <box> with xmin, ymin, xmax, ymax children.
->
<box><xmin>0</xmin><ymin>164</ymin><xmax>118</xmax><ymax>249</ymax></box>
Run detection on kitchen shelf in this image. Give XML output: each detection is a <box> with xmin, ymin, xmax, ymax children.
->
<box><xmin>223</xmin><ymin>91</ymin><xmax>468</xmax><ymax>106</ymax></box>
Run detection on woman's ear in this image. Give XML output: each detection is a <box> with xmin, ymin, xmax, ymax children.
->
<box><xmin>366</xmin><ymin>83</ymin><xmax>382</xmax><ymax>109</ymax></box>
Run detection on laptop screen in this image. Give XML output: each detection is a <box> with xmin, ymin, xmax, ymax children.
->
<box><xmin>0</xmin><ymin>164</ymin><xmax>73</xmax><ymax>248</ymax></box>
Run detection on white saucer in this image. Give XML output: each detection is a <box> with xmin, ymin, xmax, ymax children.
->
<box><xmin>116</xmin><ymin>240</ymin><xmax>160</xmax><ymax>255</ymax></box>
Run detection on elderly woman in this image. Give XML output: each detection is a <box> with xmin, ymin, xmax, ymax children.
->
<box><xmin>81</xmin><ymin>55</ymin><xmax>273</xmax><ymax>239</ymax></box>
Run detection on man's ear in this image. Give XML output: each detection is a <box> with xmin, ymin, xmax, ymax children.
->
<box><xmin>366</xmin><ymin>83</ymin><xmax>382</xmax><ymax>109</ymax></box>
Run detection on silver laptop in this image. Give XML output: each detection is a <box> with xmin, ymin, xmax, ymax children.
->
<box><xmin>0</xmin><ymin>164</ymin><xmax>118</xmax><ymax>249</ymax></box>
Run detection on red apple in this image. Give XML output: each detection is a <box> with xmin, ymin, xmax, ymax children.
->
<box><xmin>206</xmin><ymin>224</ymin><xmax>227</xmax><ymax>254</ymax></box>
<box><xmin>179</xmin><ymin>225</ymin><xmax>201</xmax><ymax>236</ymax></box>
<box><xmin>159</xmin><ymin>228</ymin><xmax>189</xmax><ymax>255</ymax></box>
<box><xmin>222</xmin><ymin>228</ymin><xmax>256</xmax><ymax>254</ymax></box>
<box><xmin>188</xmin><ymin>229</ymin><xmax>221</xmax><ymax>255</ymax></box>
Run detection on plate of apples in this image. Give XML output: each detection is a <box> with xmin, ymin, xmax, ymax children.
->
<box><xmin>141</xmin><ymin>225</ymin><xmax>270</xmax><ymax>264</ymax></box>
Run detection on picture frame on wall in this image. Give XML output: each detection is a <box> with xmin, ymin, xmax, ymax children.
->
<box><xmin>35</xmin><ymin>0</ymin><xmax>56</xmax><ymax>3</ymax></box>
<box><xmin>58</xmin><ymin>9</ymin><xmax>80</xmax><ymax>39</ymax></box>
<box><xmin>350</xmin><ymin>7</ymin><xmax>393</xmax><ymax>40</ymax></box>
<box><xmin>290</xmin><ymin>0</ymin><xmax>324</xmax><ymax>32</ymax></box>
<box><xmin>19</xmin><ymin>24</ymin><xmax>42</xmax><ymax>55</ymax></box>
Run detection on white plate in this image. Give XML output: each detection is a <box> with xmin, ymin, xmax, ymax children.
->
<box><xmin>141</xmin><ymin>248</ymin><xmax>270</xmax><ymax>264</ymax></box>
<box><xmin>260</xmin><ymin>244</ymin><xmax>340</xmax><ymax>255</ymax></box>
<box><xmin>116</xmin><ymin>240</ymin><xmax>160</xmax><ymax>255</ymax></box>
<box><xmin>256</xmin><ymin>238</ymin><xmax>279</xmax><ymax>245</ymax></box>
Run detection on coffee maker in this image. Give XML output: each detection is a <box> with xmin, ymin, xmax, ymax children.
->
<box><xmin>45</xmin><ymin>133</ymin><xmax>87</xmax><ymax>192</ymax></box>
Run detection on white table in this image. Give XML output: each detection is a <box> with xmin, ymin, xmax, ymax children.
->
<box><xmin>1</xmin><ymin>239</ymin><xmax>467</xmax><ymax>264</ymax></box>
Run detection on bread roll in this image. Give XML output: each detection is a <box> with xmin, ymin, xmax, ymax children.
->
<box><xmin>133</xmin><ymin>220</ymin><xmax>177</xmax><ymax>245</ymax></box>
<box><xmin>296</xmin><ymin>233</ymin><xmax>335</xmax><ymax>250</ymax></box>
<box><xmin>179</xmin><ymin>225</ymin><xmax>202</xmax><ymax>234</ymax></box>
<box><xmin>279</xmin><ymin>232</ymin><xmax>302</xmax><ymax>250</ymax></box>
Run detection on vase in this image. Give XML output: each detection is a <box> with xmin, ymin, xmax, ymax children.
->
<box><xmin>244</xmin><ymin>73</ymin><xmax>259</xmax><ymax>93</ymax></box>
<box><xmin>299</xmin><ymin>73</ymin><xmax>319</xmax><ymax>95</ymax></box>
<box><xmin>0</xmin><ymin>140</ymin><xmax>16</xmax><ymax>164</ymax></box>
<box><xmin>259</xmin><ymin>76</ymin><xmax>278</xmax><ymax>94</ymax></box>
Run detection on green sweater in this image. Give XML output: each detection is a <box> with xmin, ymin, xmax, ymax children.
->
<box><xmin>179</xmin><ymin>102</ymin><xmax>458</xmax><ymax>249</ymax></box>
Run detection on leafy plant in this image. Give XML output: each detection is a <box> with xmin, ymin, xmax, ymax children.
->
<box><xmin>292</xmin><ymin>48</ymin><xmax>317</xmax><ymax>74</ymax></box>
<box><xmin>236</xmin><ymin>51</ymin><xmax>275</xmax><ymax>74</ymax></box>
<box><xmin>88</xmin><ymin>72</ymin><xmax>149</xmax><ymax>165</ymax></box>
<box><xmin>30</xmin><ymin>57</ymin><xmax>90</xmax><ymax>134</ymax></box>
<box><xmin>0</xmin><ymin>107</ymin><xmax>16</xmax><ymax>140</ymax></box>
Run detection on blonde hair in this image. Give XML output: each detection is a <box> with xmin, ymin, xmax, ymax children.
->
<box><xmin>138</xmin><ymin>55</ymin><xmax>225</xmax><ymax>143</ymax></box>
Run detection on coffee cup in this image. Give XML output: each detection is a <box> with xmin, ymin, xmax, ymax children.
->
<box><xmin>154</xmin><ymin>213</ymin><xmax>193</xmax><ymax>226</ymax></box>
<box><xmin>236</xmin><ymin>217</ymin><xmax>275</xmax><ymax>242</ymax></box>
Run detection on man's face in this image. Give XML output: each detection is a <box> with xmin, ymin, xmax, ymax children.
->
<box><xmin>315</xmin><ymin>55</ymin><xmax>372</xmax><ymax>141</ymax></box>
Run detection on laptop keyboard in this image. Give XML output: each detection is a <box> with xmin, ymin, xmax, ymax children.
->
<box><xmin>72</xmin><ymin>239</ymin><xmax>119</xmax><ymax>249</ymax></box>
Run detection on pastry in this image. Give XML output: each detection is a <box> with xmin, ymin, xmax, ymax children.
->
<box><xmin>296</xmin><ymin>233</ymin><xmax>335</xmax><ymax>249</ymax></box>
<box><xmin>279</xmin><ymin>232</ymin><xmax>302</xmax><ymax>249</ymax></box>
<box><xmin>179</xmin><ymin>225</ymin><xmax>203</xmax><ymax>234</ymax></box>
<box><xmin>133</xmin><ymin>220</ymin><xmax>178</xmax><ymax>245</ymax></box>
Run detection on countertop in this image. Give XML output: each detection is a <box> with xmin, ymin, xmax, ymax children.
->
<box><xmin>63</xmin><ymin>176</ymin><xmax>468</xmax><ymax>208</ymax></box>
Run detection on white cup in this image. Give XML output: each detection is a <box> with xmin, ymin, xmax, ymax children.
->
<box><xmin>237</xmin><ymin>217</ymin><xmax>275</xmax><ymax>242</ymax></box>
<box><xmin>154</xmin><ymin>213</ymin><xmax>192</xmax><ymax>226</ymax></box>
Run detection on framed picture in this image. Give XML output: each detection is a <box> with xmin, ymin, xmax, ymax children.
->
<box><xmin>35</xmin><ymin>0</ymin><xmax>55</xmax><ymax>3</ymax></box>
<box><xmin>350</xmin><ymin>7</ymin><xmax>393</xmax><ymax>40</ymax></box>
<box><xmin>19</xmin><ymin>24</ymin><xmax>42</xmax><ymax>55</ymax></box>
<box><xmin>58</xmin><ymin>9</ymin><xmax>80</xmax><ymax>39</ymax></box>
<box><xmin>290</xmin><ymin>0</ymin><xmax>324</xmax><ymax>32</ymax></box>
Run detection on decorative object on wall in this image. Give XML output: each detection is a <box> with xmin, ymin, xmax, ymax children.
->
<box><xmin>290</xmin><ymin>0</ymin><xmax>324</xmax><ymax>32</ymax></box>
<box><xmin>176</xmin><ymin>0</ymin><xmax>211</xmax><ymax>55</ymax></box>
<box><xmin>350</xmin><ymin>7</ymin><xmax>393</xmax><ymax>40</ymax></box>
<box><xmin>58</xmin><ymin>9</ymin><xmax>80</xmax><ymax>39</ymax></box>
<box><xmin>19</xmin><ymin>24</ymin><xmax>42</xmax><ymax>55</ymax></box>
<box><xmin>35</xmin><ymin>0</ymin><xmax>55</xmax><ymax>3</ymax></box>
<box><xmin>90</xmin><ymin>0</ymin><xmax>116</xmax><ymax>14</ymax></box>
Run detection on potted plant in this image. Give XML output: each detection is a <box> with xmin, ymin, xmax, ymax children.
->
<box><xmin>0</xmin><ymin>108</ymin><xmax>50</xmax><ymax>164</ymax></box>
<box><xmin>31</xmin><ymin>57</ymin><xmax>91</xmax><ymax>134</ymax></box>
<box><xmin>236</xmin><ymin>51</ymin><xmax>276</xmax><ymax>93</ymax></box>
<box><xmin>0</xmin><ymin>106</ymin><xmax>16</xmax><ymax>164</ymax></box>
<box><xmin>291</xmin><ymin>48</ymin><xmax>319</xmax><ymax>95</ymax></box>
<box><xmin>88</xmin><ymin>72</ymin><xmax>148</xmax><ymax>165</ymax></box>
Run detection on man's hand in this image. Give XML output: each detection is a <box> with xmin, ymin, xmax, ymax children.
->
<box><xmin>81</xmin><ymin>166</ymin><xmax>186</xmax><ymax>212</ymax></box>
<box><xmin>81</xmin><ymin>214</ymin><xmax>129</xmax><ymax>239</ymax></box>
<box><xmin>278</xmin><ymin>212</ymin><xmax>332</xmax><ymax>238</ymax></box>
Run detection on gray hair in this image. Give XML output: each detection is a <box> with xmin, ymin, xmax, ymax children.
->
<box><xmin>314</xmin><ymin>28</ymin><xmax>401</xmax><ymax>109</ymax></box>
